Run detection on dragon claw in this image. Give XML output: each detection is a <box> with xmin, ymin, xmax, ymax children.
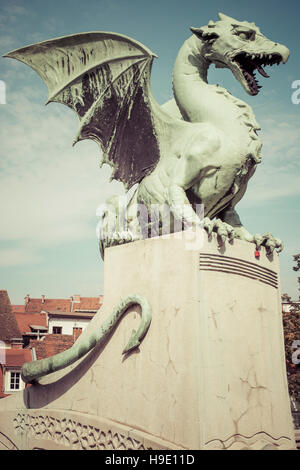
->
<box><xmin>276</xmin><ymin>240</ymin><xmax>284</xmax><ymax>253</ymax></box>
<box><xmin>253</xmin><ymin>234</ymin><xmax>264</xmax><ymax>249</ymax></box>
<box><xmin>203</xmin><ymin>218</ymin><xmax>236</xmax><ymax>247</ymax></box>
<box><xmin>253</xmin><ymin>233</ymin><xmax>283</xmax><ymax>254</ymax></box>
<box><xmin>203</xmin><ymin>217</ymin><xmax>213</xmax><ymax>236</ymax></box>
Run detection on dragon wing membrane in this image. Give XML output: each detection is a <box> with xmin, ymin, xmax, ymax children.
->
<box><xmin>5</xmin><ymin>32</ymin><xmax>161</xmax><ymax>189</ymax></box>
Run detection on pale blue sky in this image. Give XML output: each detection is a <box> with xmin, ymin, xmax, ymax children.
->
<box><xmin>0</xmin><ymin>0</ymin><xmax>299</xmax><ymax>303</ymax></box>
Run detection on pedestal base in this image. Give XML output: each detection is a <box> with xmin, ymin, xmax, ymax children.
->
<box><xmin>0</xmin><ymin>232</ymin><xmax>296</xmax><ymax>450</ymax></box>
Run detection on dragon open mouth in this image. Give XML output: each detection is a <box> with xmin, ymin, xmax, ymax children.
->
<box><xmin>233</xmin><ymin>52</ymin><xmax>283</xmax><ymax>95</ymax></box>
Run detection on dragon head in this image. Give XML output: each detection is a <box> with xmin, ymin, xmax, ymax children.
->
<box><xmin>191</xmin><ymin>12</ymin><xmax>290</xmax><ymax>96</ymax></box>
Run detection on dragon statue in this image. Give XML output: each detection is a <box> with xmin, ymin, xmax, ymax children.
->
<box><xmin>4</xmin><ymin>12</ymin><xmax>290</xmax><ymax>257</ymax></box>
<box><xmin>3</xmin><ymin>13</ymin><xmax>289</xmax><ymax>382</ymax></box>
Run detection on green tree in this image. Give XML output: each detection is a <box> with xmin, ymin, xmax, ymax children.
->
<box><xmin>282</xmin><ymin>254</ymin><xmax>300</xmax><ymax>403</ymax></box>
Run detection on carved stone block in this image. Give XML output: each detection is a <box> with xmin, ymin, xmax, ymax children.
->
<box><xmin>0</xmin><ymin>232</ymin><xmax>296</xmax><ymax>449</ymax></box>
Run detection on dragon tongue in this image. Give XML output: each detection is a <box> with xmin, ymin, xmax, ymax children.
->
<box><xmin>257</xmin><ymin>64</ymin><xmax>270</xmax><ymax>78</ymax></box>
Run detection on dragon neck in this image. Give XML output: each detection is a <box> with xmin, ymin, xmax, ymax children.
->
<box><xmin>172</xmin><ymin>36</ymin><xmax>261</xmax><ymax>146</ymax></box>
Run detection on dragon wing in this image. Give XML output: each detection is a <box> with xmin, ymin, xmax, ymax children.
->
<box><xmin>4</xmin><ymin>32</ymin><xmax>163</xmax><ymax>189</ymax></box>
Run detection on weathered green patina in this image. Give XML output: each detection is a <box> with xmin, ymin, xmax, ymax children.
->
<box><xmin>4</xmin><ymin>13</ymin><xmax>289</xmax><ymax>255</ymax></box>
<box><xmin>21</xmin><ymin>294</ymin><xmax>152</xmax><ymax>383</ymax></box>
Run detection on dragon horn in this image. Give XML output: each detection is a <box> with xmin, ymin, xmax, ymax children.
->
<box><xmin>190</xmin><ymin>27</ymin><xmax>206</xmax><ymax>39</ymax></box>
<box><xmin>218</xmin><ymin>12</ymin><xmax>237</xmax><ymax>23</ymax></box>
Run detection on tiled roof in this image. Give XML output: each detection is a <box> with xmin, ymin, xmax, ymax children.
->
<box><xmin>4</xmin><ymin>348</ymin><xmax>32</xmax><ymax>367</ymax></box>
<box><xmin>22</xmin><ymin>295</ymin><xmax>103</xmax><ymax>314</ymax></box>
<box><xmin>26</xmin><ymin>298</ymin><xmax>71</xmax><ymax>313</ymax></box>
<box><xmin>73</xmin><ymin>297</ymin><xmax>103</xmax><ymax>311</ymax></box>
<box><xmin>0</xmin><ymin>291</ymin><xmax>22</xmax><ymax>341</ymax></box>
<box><xmin>11</xmin><ymin>305</ymin><xmax>25</xmax><ymax>313</ymax></box>
<box><xmin>15</xmin><ymin>312</ymin><xmax>48</xmax><ymax>336</ymax></box>
<box><xmin>30</xmin><ymin>335</ymin><xmax>74</xmax><ymax>360</ymax></box>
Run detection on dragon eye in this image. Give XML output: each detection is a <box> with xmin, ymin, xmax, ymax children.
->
<box><xmin>237</xmin><ymin>30</ymin><xmax>255</xmax><ymax>41</ymax></box>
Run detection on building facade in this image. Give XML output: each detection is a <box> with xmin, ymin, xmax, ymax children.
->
<box><xmin>0</xmin><ymin>292</ymin><xmax>103</xmax><ymax>397</ymax></box>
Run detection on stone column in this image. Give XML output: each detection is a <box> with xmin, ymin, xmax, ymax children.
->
<box><xmin>0</xmin><ymin>232</ymin><xmax>296</xmax><ymax>450</ymax></box>
<box><xmin>96</xmin><ymin>231</ymin><xmax>295</xmax><ymax>449</ymax></box>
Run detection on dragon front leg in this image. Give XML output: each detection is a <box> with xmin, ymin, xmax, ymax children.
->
<box><xmin>98</xmin><ymin>194</ymin><xmax>143</xmax><ymax>259</ymax></box>
<box><xmin>168</xmin><ymin>185</ymin><xmax>236</xmax><ymax>247</ymax></box>
<box><xmin>166</xmin><ymin>128</ymin><xmax>235</xmax><ymax>243</ymax></box>
<box><xmin>168</xmin><ymin>184</ymin><xmax>202</xmax><ymax>227</ymax></box>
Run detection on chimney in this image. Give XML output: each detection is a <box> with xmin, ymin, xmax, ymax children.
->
<box><xmin>24</xmin><ymin>294</ymin><xmax>30</xmax><ymax>305</ymax></box>
<box><xmin>41</xmin><ymin>295</ymin><xmax>45</xmax><ymax>304</ymax></box>
<box><xmin>71</xmin><ymin>295</ymin><xmax>80</xmax><ymax>312</ymax></box>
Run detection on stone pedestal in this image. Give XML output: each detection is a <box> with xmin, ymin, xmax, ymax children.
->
<box><xmin>0</xmin><ymin>232</ymin><xmax>296</xmax><ymax>450</ymax></box>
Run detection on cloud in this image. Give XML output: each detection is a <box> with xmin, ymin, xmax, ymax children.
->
<box><xmin>240</xmin><ymin>112</ymin><xmax>300</xmax><ymax>205</ymax></box>
<box><xmin>0</xmin><ymin>91</ymin><xmax>125</xmax><ymax>265</ymax></box>
<box><xmin>260</xmin><ymin>115</ymin><xmax>300</xmax><ymax>163</ymax></box>
<box><xmin>0</xmin><ymin>2</ymin><xmax>65</xmax><ymax>54</ymax></box>
<box><xmin>0</xmin><ymin>34</ymin><xmax>16</xmax><ymax>50</ymax></box>
<box><xmin>0</xmin><ymin>247</ymin><xmax>41</xmax><ymax>267</ymax></box>
<box><xmin>0</xmin><ymin>2</ymin><xmax>27</xmax><ymax>26</ymax></box>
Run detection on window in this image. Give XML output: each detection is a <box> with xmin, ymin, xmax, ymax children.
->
<box><xmin>5</xmin><ymin>370</ymin><xmax>25</xmax><ymax>393</ymax></box>
<box><xmin>9</xmin><ymin>371</ymin><xmax>21</xmax><ymax>390</ymax></box>
<box><xmin>52</xmin><ymin>326</ymin><xmax>62</xmax><ymax>334</ymax></box>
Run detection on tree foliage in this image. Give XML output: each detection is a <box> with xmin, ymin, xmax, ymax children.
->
<box><xmin>282</xmin><ymin>254</ymin><xmax>300</xmax><ymax>404</ymax></box>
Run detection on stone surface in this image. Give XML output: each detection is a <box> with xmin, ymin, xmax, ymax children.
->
<box><xmin>0</xmin><ymin>232</ymin><xmax>296</xmax><ymax>450</ymax></box>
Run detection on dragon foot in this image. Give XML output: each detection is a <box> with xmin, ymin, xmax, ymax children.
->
<box><xmin>202</xmin><ymin>219</ymin><xmax>283</xmax><ymax>255</ymax></box>
<box><xmin>203</xmin><ymin>217</ymin><xmax>235</xmax><ymax>247</ymax></box>
<box><xmin>110</xmin><ymin>230</ymin><xmax>141</xmax><ymax>246</ymax></box>
<box><xmin>99</xmin><ymin>230</ymin><xmax>142</xmax><ymax>258</ymax></box>
<box><xmin>251</xmin><ymin>233</ymin><xmax>283</xmax><ymax>254</ymax></box>
<box><xmin>233</xmin><ymin>226</ymin><xmax>283</xmax><ymax>254</ymax></box>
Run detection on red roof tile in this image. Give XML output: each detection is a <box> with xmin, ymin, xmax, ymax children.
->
<box><xmin>25</xmin><ymin>298</ymin><xmax>71</xmax><ymax>313</ymax></box>
<box><xmin>15</xmin><ymin>312</ymin><xmax>47</xmax><ymax>335</ymax></box>
<box><xmin>5</xmin><ymin>349</ymin><xmax>32</xmax><ymax>367</ymax></box>
<box><xmin>42</xmin><ymin>299</ymin><xmax>71</xmax><ymax>312</ymax></box>
<box><xmin>24</xmin><ymin>299</ymin><xmax>42</xmax><ymax>313</ymax></box>
<box><xmin>73</xmin><ymin>296</ymin><xmax>103</xmax><ymax>311</ymax></box>
<box><xmin>23</xmin><ymin>296</ymin><xmax>103</xmax><ymax>314</ymax></box>
<box><xmin>11</xmin><ymin>305</ymin><xmax>25</xmax><ymax>313</ymax></box>
<box><xmin>30</xmin><ymin>335</ymin><xmax>74</xmax><ymax>360</ymax></box>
